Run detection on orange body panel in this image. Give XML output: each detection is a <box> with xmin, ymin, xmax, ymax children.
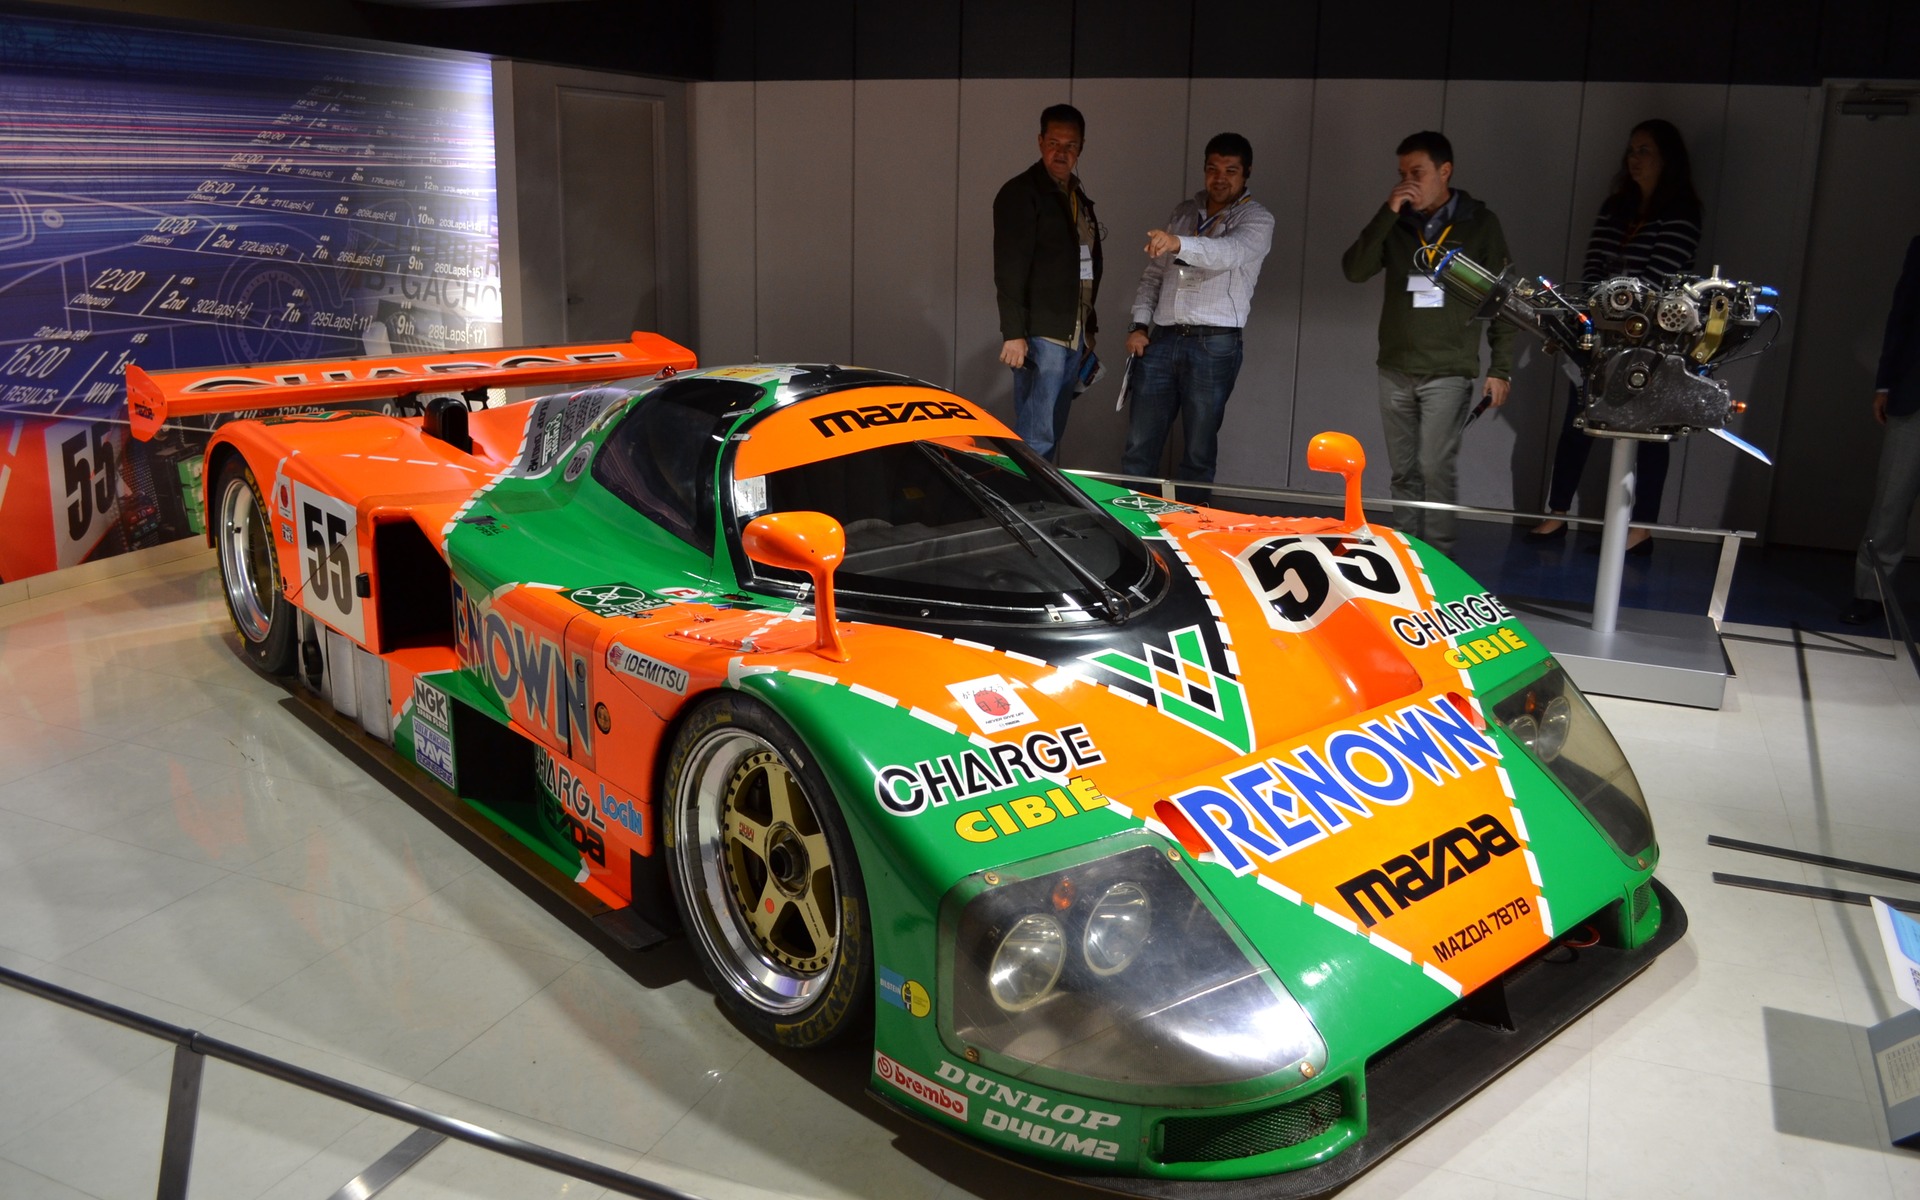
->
<box><xmin>127</xmin><ymin>333</ymin><xmax>695</xmax><ymax>441</ymax></box>
<box><xmin>734</xmin><ymin>387</ymin><xmax>1014</xmax><ymax>479</ymax></box>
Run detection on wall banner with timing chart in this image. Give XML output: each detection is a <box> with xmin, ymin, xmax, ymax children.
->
<box><xmin>0</xmin><ymin>8</ymin><xmax>500</xmax><ymax>583</ymax></box>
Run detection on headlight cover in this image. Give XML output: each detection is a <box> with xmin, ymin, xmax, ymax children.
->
<box><xmin>1491</xmin><ymin>663</ymin><xmax>1654</xmax><ymax>859</ymax></box>
<box><xmin>943</xmin><ymin>835</ymin><xmax>1326</xmax><ymax>1103</ymax></box>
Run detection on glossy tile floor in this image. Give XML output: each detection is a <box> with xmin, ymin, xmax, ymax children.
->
<box><xmin>1</xmin><ymin>551</ymin><xmax>1917</xmax><ymax>1200</ymax></box>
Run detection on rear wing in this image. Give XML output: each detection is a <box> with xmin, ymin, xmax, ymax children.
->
<box><xmin>125</xmin><ymin>332</ymin><xmax>697</xmax><ymax>441</ymax></box>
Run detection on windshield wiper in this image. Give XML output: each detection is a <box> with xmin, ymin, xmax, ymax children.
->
<box><xmin>916</xmin><ymin>443</ymin><xmax>1131</xmax><ymax>624</ymax></box>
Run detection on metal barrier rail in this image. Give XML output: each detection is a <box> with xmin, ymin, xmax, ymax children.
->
<box><xmin>1068</xmin><ymin>469</ymin><xmax>1758</xmax><ymax>629</ymax></box>
<box><xmin>1865</xmin><ymin>538</ymin><xmax>1920</xmax><ymax>678</ymax></box>
<box><xmin>0</xmin><ymin>964</ymin><xmax>704</xmax><ymax>1200</ymax></box>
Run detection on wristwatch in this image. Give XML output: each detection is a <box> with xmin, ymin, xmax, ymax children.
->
<box><xmin>1128</xmin><ymin>322</ymin><xmax>1149</xmax><ymax>334</ymax></box>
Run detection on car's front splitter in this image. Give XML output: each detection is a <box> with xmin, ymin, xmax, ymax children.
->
<box><xmin>873</xmin><ymin>879</ymin><xmax>1687</xmax><ymax>1199</ymax></box>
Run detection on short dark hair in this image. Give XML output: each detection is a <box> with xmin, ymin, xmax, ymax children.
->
<box><xmin>1204</xmin><ymin>132</ymin><xmax>1253</xmax><ymax>175</ymax></box>
<box><xmin>1039</xmin><ymin>104</ymin><xmax>1085</xmax><ymax>142</ymax></box>
<box><xmin>1395</xmin><ymin>130</ymin><xmax>1453</xmax><ymax>167</ymax></box>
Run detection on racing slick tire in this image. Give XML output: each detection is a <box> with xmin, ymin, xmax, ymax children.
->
<box><xmin>213</xmin><ymin>456</ymin><xmax>296</xmax><ymax>674</ymax></box>
<box><xmin>664</xmin><ymin>692</ymin><xmax>873</xmax><ymax>1048</ymax></box>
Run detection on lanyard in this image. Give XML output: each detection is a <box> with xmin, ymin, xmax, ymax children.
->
<box><xmin>1196</xmin><ymin>192</ymin><xmax>1250</xmax><ymax>237</ymax></box>
<box><xmin>1416</xmin><ymin>220</ymin><xmax>1454</xmax><ymax>273</ymax></box>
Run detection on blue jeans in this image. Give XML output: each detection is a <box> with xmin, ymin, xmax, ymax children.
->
<box><xmin>1854</xmin><ymin>407</ymin><xmax>1920</xmax><ymax>599</ymax></box>
<box><xmin>1378</xmin><ymin>370</ymin><xmax>1473</xmax><ymax>553</ymax></box>
<box><xmin>1120</xmin><ymin>329</ymin><xmax>1244</xmax><ymax>485</ymax></box>
<box><xmin>1011</xmin><ymin>338</ymin><xmax>1080</xmax><ymax>461</ymax></box>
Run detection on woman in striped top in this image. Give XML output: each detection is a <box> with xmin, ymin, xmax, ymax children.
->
<box><xmin>1529</xmin><ymin>120</ymin><xmax>1703</xmax><ymax>549</ymax></box>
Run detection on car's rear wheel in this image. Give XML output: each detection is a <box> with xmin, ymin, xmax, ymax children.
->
<box><xmin>214</xmin><ymin>457</ymin><xmax>295</xmax><ymax>674</ymax></box>
<box><xmin>664</xmin><ymin>693</ymin><xmax>871</xmax><ymax>1047</ymax></box>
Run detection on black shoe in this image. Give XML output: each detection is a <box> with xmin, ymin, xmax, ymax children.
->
<box><xmin>1839</xmin><ymin>598</ymin><xmax>1884</xmax><ymax>626</ymax></box>
<box><xmin>1523</xmin><ymin>521</ymin><xmax>1568</xmax><ymax>542</ymax></box>
<box><xmin>1583</xmin><ymin>536</ymin><xmax>1653</xmax><ymax>556</ymax></box>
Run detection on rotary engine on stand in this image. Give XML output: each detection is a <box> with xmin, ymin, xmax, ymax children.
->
<box><xmin>1422</xmin><ymin>248</ymin><xmax>1780</xmax><ymax>456</ymax></box>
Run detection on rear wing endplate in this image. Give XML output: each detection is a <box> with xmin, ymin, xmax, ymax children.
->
<box><xmin>125</xmin><ymin>332</ymin><xmax>697</xmax><ymax>441</ymax></box>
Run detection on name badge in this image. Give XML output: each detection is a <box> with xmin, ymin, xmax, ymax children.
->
<box><xmin>1079</xmin><ymin>243</ymin><xmax>1094</xmax><ymax>282</ymax></box>
<box><xmin>1407</xmin><ymin>274</ymin><xmax>1444</xmax><ymax>309</ymax></box>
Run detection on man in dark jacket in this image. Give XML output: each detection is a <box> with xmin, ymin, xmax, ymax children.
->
<box><xmin>1842</xmin><ymin>233</ymin><xmax>1920</xmax><ymax>626</ymax></box>
<box><xmin>994</xmin><ymin>103</ymin><xmax>1101</xmax><ymax>462</ymax></box>
<box><xmin>1343</xmin><ymin>130</ymin><xmax>1512</xmax><ymax>553</ymax></box>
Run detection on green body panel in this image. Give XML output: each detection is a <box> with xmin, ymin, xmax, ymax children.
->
<box><xmin>246</xmin><ymin>375</ymin><xmax>1664</xmax><ymax>1180</ymax></box>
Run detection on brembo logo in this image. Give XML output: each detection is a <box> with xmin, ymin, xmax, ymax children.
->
<box><xmin>1337</xmin><ymin>812</ymin><xmax>1520</xmax><ymax>928</ymax></box>
<box><xmin>810</xmin><ymin>399</ymin><xmax>975</xmax><ymax>437</ymax></box>
<box><xmin>179</xmin><ymin>350</ymin><xmax>631</xmax><ymax>393</ymax></box>
<box><xmin>876</xmin><ymin>1053</ymin><xmax>967</xmax><ymax>1121</ymax></box>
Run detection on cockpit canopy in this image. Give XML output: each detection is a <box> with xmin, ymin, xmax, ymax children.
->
<box><xmin>591</xmin><ymin>374</ymin><xmax>1165</xmax><ymax>625</ymax></box>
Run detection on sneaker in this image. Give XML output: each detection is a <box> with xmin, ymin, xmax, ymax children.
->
<box><xmin>1839</xmin><ymin>598</ymin><xmax>1884</xmax><ymax>626</ymax></box>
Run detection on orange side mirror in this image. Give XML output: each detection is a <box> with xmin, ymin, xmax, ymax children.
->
<box><xmin>742</xmin><ymin>511</ymin><xmax>849</xmax><ymax>662</ymax></box>
<box><xmin>1306</xmin><ymin>432</ymin><xmax>1368</xmax><ymax>530</ymax></box>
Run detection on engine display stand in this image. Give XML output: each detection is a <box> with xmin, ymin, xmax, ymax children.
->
<box><xmin>1519</xmin><ymin>435</ymin><xmax>1731</xmax><ymax>710</ymax></box>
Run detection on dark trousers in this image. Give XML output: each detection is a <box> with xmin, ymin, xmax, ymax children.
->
<box><xmin>1546</xmin><ymin>383</ymin><xmax>1669</xmax><ymax>523</ymax></box>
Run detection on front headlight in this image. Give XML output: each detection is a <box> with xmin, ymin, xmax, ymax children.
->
<box><xmin>945</xmin><ymin>835</ymin><xmax>1325</xmax><ymax>1101</ymax></box>
<box><xmin>1083</xmin><ymin>881</ymin><xmax>1152</xmax><ymax>976</ymax></box>
<box><xmin>989</xmin><ymin>913</ymin><xmax>1066</xmax><ymax>1011</ymax></box>
<box><xmin>1492</xmin><ymin>664</ymin><xmax>1653</xmax><ymax>858</ymax></box>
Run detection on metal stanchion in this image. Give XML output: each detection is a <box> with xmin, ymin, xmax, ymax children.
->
<box><xmin>1592</xmin><ymin>439</ymin><xmax>1639</xmax><ymax>635</ymax></box>
<box><xmin>156</xmin><ymin>1044</ymin><xmax>205</xmax><ymax>1200</ymax></box>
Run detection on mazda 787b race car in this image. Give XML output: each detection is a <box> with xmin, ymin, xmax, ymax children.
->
<box><xmin>127</xmin><ymin>335</ymin><xmax>1682</xmax><ymax>1195</ymax></box>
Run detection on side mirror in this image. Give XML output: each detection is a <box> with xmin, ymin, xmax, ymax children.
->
<box><xmin>1306</xmin><ymin>432</ymin><xmax>1368</xmax><ymax>530</ymax></box>
<box><xmin>742</xmin><ymin>511</ymin><xmax>849</xmax><ymax>662</ymax></box>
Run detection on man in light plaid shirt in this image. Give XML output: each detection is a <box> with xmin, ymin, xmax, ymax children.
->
<box><xmin>1120</xmin><ymin>132</ymin><xmax>1274</xmax><ymax>496</ymax></box>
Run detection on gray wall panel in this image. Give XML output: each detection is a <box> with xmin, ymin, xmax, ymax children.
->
<box><xmin>500</xmin><ymin>63</ymin><xmax>691</xmax><ymax>349</ymax></box>
<box><xmin>954</xmin><ymin>79</ymin><xmax>1066</xmax><ymax>422</ymax></box>
<box><xmin>852</xmin><ymin>79</ymin><xmax>959</xmax><ymax>385</ymax></box>
<box><xmin>1681</xmin><ymin>85</ymin><xmax>1821</xmax><ymax>532</ymax></box>
<box><xmin>1186</xmin><ymin>80</ymin><xmax>1314</xmax><ymax>495</ymax></box>
<box><xmin>1440</xmin><ymin>80</ymin><xmax>1585</xmax><ymax>514</ymax></box>
<box><xmin>1564</xmin><ymin>84</ymin><xmax>1728</xmax><ymax>280</ymax></box>
<box><xmin>1769</xmin><ymin>85</ymin><xmax>1920</xmax><ymax>551</ymax></box>
<box><xmin>1559</xmin><ymin>84</ymin><xmax>1729</xmax><ymax>525</ymax></box>
<box><xmin>688</xmin><ymin>75</ymin><xmax>1832</xmax><ymax>548</ymax></box>
<box><xmin>1294</xmin><ymin>79</ymin><xmax>1446</xmax><ymax>499</ymax></box>
<box><xmin>755</xmin><ymin>81</ymin><xmax>854</xmax><ymax>363</ymax></box>
<box><xmin>690</xmin><ymin>82</ymin><xmax>757</xmax><ymax>366</ymax></box>
<box><xmin>1058</xmin><ymin>77</ymin><xmax>1190</xmax><ymax>471</ymax></box>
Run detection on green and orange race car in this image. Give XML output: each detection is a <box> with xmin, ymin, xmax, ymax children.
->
<box><xmin>127</xmin><ymin>335</ymin><xmax>1682</xmax><ymax>1194</ymax></box>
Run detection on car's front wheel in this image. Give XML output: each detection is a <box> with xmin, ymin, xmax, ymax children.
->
<box><xmin>213</xmin><ymin>457</ymin><xmax>295</xmax><ymax>674</ymax></box>
<box><xmin>664</xmin><ymin>693</ymin><xmax>872</xmax><ymax>1047</ymax></box>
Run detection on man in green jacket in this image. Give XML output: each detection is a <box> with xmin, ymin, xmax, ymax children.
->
<box><xmin>994</xmin><ymin>103</ymin><xmax>1101</xmax><ymax>462</ymax></box>
<box><xmin>1343</xmin><ymin>130</ymin><xmax>1512</xmax><ymax>553</ymax></box>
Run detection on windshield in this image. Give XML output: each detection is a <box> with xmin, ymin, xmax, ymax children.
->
<box><xmin>737</xmin><ymin>435</ymin><xmax>1162</xmax><ymax>622</ymax></box>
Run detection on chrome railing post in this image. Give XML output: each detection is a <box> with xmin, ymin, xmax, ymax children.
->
<box><xmin>155</xmin><ymin>1042</ymin><xmax>205</xmax><ymax>1200</ymax></box>
<box><xmin>1708</xmin><ymin>532</ymin><xmax>1745</xmax><ymax>629</ymax></box>
<box><xmin>1591</xmin><ymin>439</ymin><xmax>1638</xmax><ymax>636</ymax></box>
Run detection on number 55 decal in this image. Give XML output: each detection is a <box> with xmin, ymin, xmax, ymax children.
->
<box><xmin>44</xmin><ymin>419</ymin><xmax>123</xmax><ymax>570</ymax></box>
<box><xmin>291</xmin><ymin>480</ymin><xmax>364</xmax><ymax>640</ymax></box>
<box><xmin>1233</xmin><ymin>534</ymin><xmax>1416</xmax><ymax>632</ymax></box>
